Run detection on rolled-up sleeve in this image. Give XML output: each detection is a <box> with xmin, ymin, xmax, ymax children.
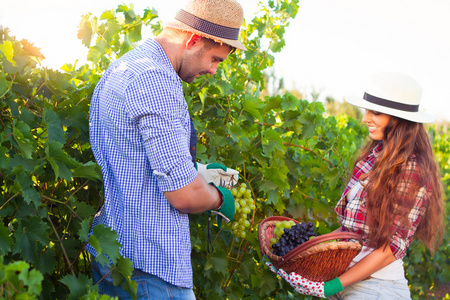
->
<box><xmin>125</xmin><ymin>70</ymin><xmax>197</xmax><ymax>192</ymax></box>
<box><xmin>389</xmin><ymin>162</ymin><xmax>429</xmax><ymax>259</ymax></box>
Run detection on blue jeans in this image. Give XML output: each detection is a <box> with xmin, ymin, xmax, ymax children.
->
<box><xmin>328</xmin><ymin>277</ymin><xmax>411</xmax><ymax>300</ymax></box>
<box><xmin>91</xmin><ymin>259</ymin><xmax>196</xmax><ymax>300</ymax></box>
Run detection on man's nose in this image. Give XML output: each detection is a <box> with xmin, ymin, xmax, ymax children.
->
<box><xmin>207</xmin><ymin>65</ymin><xmax>217</xmax><ymax>76</ymax></box>
<box><xmin>207</xmin><ymin>62</ymin><xmax>220</xmax><ymax>76</ymax></box>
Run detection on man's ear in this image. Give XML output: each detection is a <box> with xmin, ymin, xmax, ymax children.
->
<box><xmin>186</xmin><ymin>33</ymin><xmax>203</xmax><ymax>49</ymax></box>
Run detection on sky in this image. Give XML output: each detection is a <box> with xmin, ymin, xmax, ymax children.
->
<box><xmin>1</xmin><ymin>0</ymin><xmax>450</xmax><ymax>121</ymax></box>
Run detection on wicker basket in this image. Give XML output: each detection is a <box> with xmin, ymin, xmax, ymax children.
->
<box><xmin>258</xmin><ymin>216</ymin><xmax>363</xmax><ymax>282</ymax></box>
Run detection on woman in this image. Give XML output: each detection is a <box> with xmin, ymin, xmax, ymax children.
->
<box><xmin>267</xmin><ymin>72</ymin><xmax>445</xmax><ymax>299</ymax></box>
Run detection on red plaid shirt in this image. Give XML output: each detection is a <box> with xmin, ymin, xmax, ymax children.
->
<box><xmin>335</xmin><ymin>141</ymin><xmax>430</xmax><ymax>259</ymax></box>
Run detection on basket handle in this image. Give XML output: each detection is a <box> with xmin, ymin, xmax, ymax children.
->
<box><xmin>281</xmin><ymin>231</ymin><xmax>362</xmax><ymax>263</ymax></box>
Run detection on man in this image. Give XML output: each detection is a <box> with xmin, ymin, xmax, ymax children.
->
<box><xmin>86</xmin><ymin>0</ymin><xmax>246</xmax><ymax>298</ymax></box>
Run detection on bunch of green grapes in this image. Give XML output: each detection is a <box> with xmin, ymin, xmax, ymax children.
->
<box><xmin>230</xmin><ymin>183</ymin><xmax>255</xmax><ymax>238</ymax></box>
<box><xmin>269</xmin><ymin>220</ymin><xmax>296</xmax><ymax>247</ymax></box>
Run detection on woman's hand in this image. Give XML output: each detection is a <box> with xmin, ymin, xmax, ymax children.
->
<box><xmin>265</xmin><ymin>261</ymin><xmax>343</xmax><ymax>298</ymax></box>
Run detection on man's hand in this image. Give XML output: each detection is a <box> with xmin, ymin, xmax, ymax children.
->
<box><xmin>196</xmin><ymin>162</ymin><xmax>239</xmax><ymax>188</ymax></box>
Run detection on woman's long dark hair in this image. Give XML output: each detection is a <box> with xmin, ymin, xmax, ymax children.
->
<box><xmin>356</xmin><ymin>116</ymin><xmax>444</xmax><ymax>254</ymax></box>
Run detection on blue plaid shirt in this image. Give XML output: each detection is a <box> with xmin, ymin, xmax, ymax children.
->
<box><xmin>86</xmin><ymin>38</ymin><xmax>197</xmax><ymax>288</ymax></box>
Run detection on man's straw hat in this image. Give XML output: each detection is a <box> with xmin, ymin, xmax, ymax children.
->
<box><xmin>164</xmin><ymin>0</ymin><xmax>246</xmax><ymax>51</ymax></box>
<box><xmin>345</xmin><ymin>72</ymin><xmax>434</xmax><ymax>123</ymax></box>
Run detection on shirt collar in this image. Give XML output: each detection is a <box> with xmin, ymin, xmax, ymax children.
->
<box><xmin>141</xmin><ymin>38</ymin><xmax>175</xmax><ymax>73</ymax></box>
<box><xmin>372</xmin><ymin>141</ymin><xmax>383</xmax><ymax>158</ymax></box>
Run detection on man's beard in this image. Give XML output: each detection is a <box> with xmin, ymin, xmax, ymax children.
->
<box><xmin>178</xmin><ymin>47</ymin><xmax>206</xmax><ymax>83</ymax></box>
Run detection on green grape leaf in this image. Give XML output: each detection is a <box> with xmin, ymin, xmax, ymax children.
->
<box><xmin>19</xmin><ymin>108</ymin><xmax>37</xmax><ymax>128</ymax></box>
<box><xmin>100</xmin><ymin>9</ymin><xmax>115</xmax><ymax>20</ymax></box>
<box><xmin>0</xmin><ymin>40</ymin><xmax>16</xmax><ymax>65</ymax></box>
<box><xmin>261</xmin><ymin>128</ymin><xmax>285</xmax><ymax>155</ymax></box>
<box><xmin>77</xmin><ymin>17</ymin><xmax>93</xmax><ymax>48</ymax></box>
<box><xmin>263</xmin><ymin>95</ymin><xmax>282</xmax><ymax>113</ymax></box>
<box><xmin>18</xmin><ymin>268</ymin><xmax>44</xmax><ymax>295</ymax></box>
<box><xmin>122</xmin><ymin>279</ymin><xmax>138</xmax><ymax>300</ymax></box>
<box><xmin>21</xmin><ymin>39</ymin><xmax>45</xmax><ymax>60</ymax></box>
<box><xmin>324</xmin><ymin>168</ymin><xmax>341</xmax><ymax>190</ymax></box>
<box><xmin>38</xmin><ymin>249</ymin><xmax>56</xmax><ymax>275</ymax></box>
<box><xmin>291</xmin><ymin>120</ymin><xmax>303</xmax><ymax>135</ymax></box>
<box><xmin>0</xmin><ymin>73</ymin><xmax>8</xmax><ymax>96</ymax></box>
<box><xmin>272</xmin><ymin>192</ymin><xmax>286</xmax><ymax>213</ymax></box>
<box><xmin>88</xmin><ymin>224</ymin><xmax>122</xmax><ymax>266</ymax></box>
<box><xmin>13</xmin><ymin>217</ymin><xmax>49</xmax><ymax>264</ymax></box>
<box><xmin>238</xmin><ymin>255</ymin><xmax>255</xmax><ymax>278</ymax></box>
<box><xmin>264</xmin><ymin>164</ymin><xmax>289</xmax><ymax>190</ymax></box>
<box><xmin>204</xmin><ymin>255</ymin><xmax>213</xmax><ymax>271</ymax></box>
<box><xmin>4</xmin><ymin>260</ymin><xmax>30</xmax><ymax>273</ymax></box>
<box><xmin>258</xmin><ymin>180</ymin><xmax>277</xmax><ymax>194</ymax></box>
<box><xmin>281</xmin><ymin>93</ymin><xmax>300</xmax><ymax>111</ymax></box>
<box><xmin>198</xmin><ymin>86</ymin><xmax>208</xmax><ymax>107</ymax></box>
<box><xmin>87</xmin><ymin>235</ymin><xmax>100</xmax><ymax>254</ymax></box>
<box><xmin>287</xmin><ymin>201</ymin><xmax>306</xmax><ymax>220</ymax></box>
<box><xmin>60</xmin><ymin>273</ymin><xmax>93</xmax><ymax>300</ymax></box>
<box><xmin>128</xmin><ymin>24</ymin><xmax>142</xmax><ymax>42</ymax></box>
<box><xmin>74</xmin><ymin>201</ymin><xmax>97</xmax><ymax>218</ymax></box>
<box><xmin>228</xmin><ymin>124</ymin><xmax>243</xmax><ymax>142</ymax></box>
<box><xmin>106</xmin><ymin>19</ymin><xmax>122</xmax><ymax>38</ymax></box>
<box><xmin>87</xmin><ymin>46</ymin><xmax>104</xmax><ymax>63</ymax></box>
<box><xmin>43</xmin><ymin>108</ymin><xmax>66</xmax><ymax>144</ymax></box>
<box><xmin>13</xmin><ymin>120</ymin><xmax>36</xmax><ymax>159</ymax></box>
<box><xmin>45</xmin><ymin>141</ymin><xmax>79</xmax><ymax>181</ymax></box>
<box><xmin>72</xmin><ymin>162</ymin><xmax>102</xmax><ymax>181</ymax></box>
<box><xmin>114</xmin><ymin>257</ymin><xmax>134</xmax><ymax>280</ymax></box>
<box><xmin>0</xmin><ymin>222</ymin><xmax>13</xmax><ymax>256</ymax></box>
<box><xmin>46</xmin><ymin>157</ymin><xmax>60</xmax><ymax>181</ymax></box>
<box><xmin>45</xmin><ymin>69</ymin><xmax>72</xmax><ymax>96</ymax></box>
<box><xmin>306</xmin><ymin>137</ymin><xmax>318</xmax><ymax>150</ymax></box>
<box><xmin>78</xmin><ymin>218</ymin><xmax>93</xmax><ymax>242</ymax></box>
<box><xmin>62</xmin><ymin>237</ymin><xmax>82</xmax><ymax>259</ymax></box>
<box><xmin>269</xmin><ymin>39</ymin><xmax>285</xmax><ymax>53</ymax></box>
<box><xmin>0</xmin><ymin>146</ymin><xmax>10</xmax><ymax>169</ymax></box>
<box><xmin>243</xmin><ymin>95</ymin><xmax>262</xmax><ymax>120</ymax></box>
<box><xmin>111</xmin><ymin>257</ymin><xmax>137</xmax><ymax>300</ymax></box>
<box><xmin>9</xmin><ymin>156</ymin><xmax>42</xmax><ymax>173</ymax></box>
<box><xmin>143</xmin><ymin>8</ymin><xmax>159</xmax><ymax>21</ymax></box>
<box><xmin>257</xmin><ymin>271</ymin><xmax>279</xmax><ymax>297</ymax></box>
<box><xmin>312</xmin><ymin>101</ymin><xmax>326</xmax><ymax>114</ymax></box>
<box><xmin>16</xmin><ymin>173</ymin><xmax>41</xmax><ymax>205</ymax></box>
<box><xmin>211</xmin><ymin>254</ymin><xmax>228</xmax><ymax>276</ymax></box>
<box><xmin>64</xmin><ymin>109</ymin><xmax>89</xmax><ymax>137</ymax></box>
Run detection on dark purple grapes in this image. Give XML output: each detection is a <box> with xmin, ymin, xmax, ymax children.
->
<box><xmin>272</xmin><ymin>221</ymin><xmax>318</xmax><ymax>256</ymax></box>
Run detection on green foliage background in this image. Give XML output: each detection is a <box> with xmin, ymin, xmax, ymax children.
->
<box><xmin>0</xmin><ymin>1</ymin><xmax>448</xmax><ymax>299</ymax></box>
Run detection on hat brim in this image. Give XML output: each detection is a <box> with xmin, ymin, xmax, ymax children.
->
<box><xmin>164</xmin><ymin>20</ymin><xmax>246</xmax><ymax>51</ymax></box>
<box><xmin>344</xmin><ymin>96</ymin><xmax>435</xmax><ymax>123</ymax></box>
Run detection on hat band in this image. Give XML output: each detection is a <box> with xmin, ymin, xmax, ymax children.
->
<box><xmin>175</xmin><ymin>9</ymin><xmax>240</xmax><ymax>41</ymax></box>
<box><xmin>363</xmin><ymin>92</ymin><xmax>419</xmax><ymax>112</ymax></box>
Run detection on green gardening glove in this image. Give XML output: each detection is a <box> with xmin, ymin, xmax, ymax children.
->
<box><xmin>209</xmin><ymin>182</ymin><xmax>235</xmax><ymax>227</ymax></box>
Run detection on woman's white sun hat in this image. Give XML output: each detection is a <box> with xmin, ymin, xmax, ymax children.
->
<box><xmin>345</xmin><ymin>72</ymin><xmax>434</xmax><ymax>123</ymax></box>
